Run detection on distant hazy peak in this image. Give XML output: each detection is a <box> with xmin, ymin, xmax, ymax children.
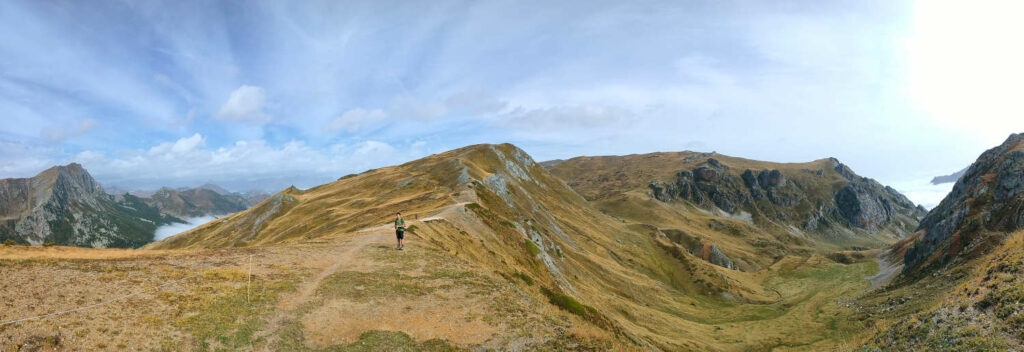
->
<box><xmin>198</xmin><ymin>183</ymin><xmax>231</xmax><ymax>195</ymax></box>
<box><xmin>930</xmin><ymin>167</ymin><xmax>967</xmax><ymax>185</ymax></box>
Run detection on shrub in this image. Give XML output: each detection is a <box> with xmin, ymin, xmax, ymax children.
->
<box><xmin>540</xmin><ymin>287</ymin><xmax>615</xmax><ymax>330</ymax></box>
<box><xmin>2</xmin><ymin>239</ymin><xmax>14</xmax><ymax>246</ymax></box>
<box><xmin>525</xmin><ymin>240</ymin><xmax>541</xmax><ymax>256</ymax></box>
<box><xmin>514</xmin><ymin>271</ymin><xmax>534</xmax><ymax>285</ymax></box>
<box><xmin>42</xmin><ymin>241</ymin><xmax>56</xmax><ymax>247</ymax></box>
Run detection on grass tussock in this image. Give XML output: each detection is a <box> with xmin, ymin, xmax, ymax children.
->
<box><xmin>278</xmin><ymin>321</ymin><xmax>462</xmax><ymax>352</ymax></box>
<box><xmin>513</xmin><ymin>271</ymin><xmax>534</xmax><ymax>285</ymax></box>
<box><xmin>524</xmin><ymin>240</ymin><xmax>541</xmax><ymax>256</ymax></box>
<box><xmin>166</xmin><ymin>268</ymin><xmax>298</xmax><ymax>350</ymax></box>
<box><xmin>318</xmin><ymin>270</ymin><xmax>432</xmax><ymax>301</ymax></box>
<box><xmin>540</xmin><ymin>287</ymin><xmax>615</xmax><ymax>331</ymax></box>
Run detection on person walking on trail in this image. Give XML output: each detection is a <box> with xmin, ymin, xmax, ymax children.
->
<box><xmin>395</xmin><ymin>212</ymin><xmax>406</xmax><ymax>250</ymax></box>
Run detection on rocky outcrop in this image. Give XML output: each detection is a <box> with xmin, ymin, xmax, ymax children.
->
<box><xmin>661</xmin><ymin>229</ymin><xmax>736</xmax><ymax>270</ymax></box>
<box><xmin>649</xmin><ymin>159</ymin><xmax>751</xmax><ymax>213</ymax></box>
<box><xmin>904</xmin><ymin>133</ymin><xmax>1024</xmax><ymax>271</ymax></box>
<box><xmin>0</xmin><ymin>164</ymin><xmax>179</xmax><ymax>247</ymax></box>
<box><xmin>705</xmin><ymin>244</ymin><xmax>736</xmax><ymax>270</ymax></box>
<box><xmin>648</xmin><ymin>157</ymin><xmax>924</xmax><ymax>239</ymax></box>
<box><xmin>830</xmin><ymin>158</ymin><xmax>858</xmax><ymax>181</ymax></box>
<box><xmin>835</xmin><ymin>182</ymin><xmax>894</xmax><ymax>229</ymax></box>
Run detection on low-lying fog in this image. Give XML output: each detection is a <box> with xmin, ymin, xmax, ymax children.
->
<box><xmin>154</xmin><ymin>215</ymin><xmax>219</xmax><ymax>240</ymax></box>
<box><xmin>892</xmin><ymin>178</ymin><xmax>956</xmax><ymax>210</ymax></box>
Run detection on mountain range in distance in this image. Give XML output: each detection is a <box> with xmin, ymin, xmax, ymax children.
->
<box><xmin>107</xmin><ymin>184</ymin><xmax>269</xmax><ymax>219</ymax></box>
<box><xmin>0</xmin><ymin>164</ymin><xmax>269</xmax><ymax>247</ymax></box>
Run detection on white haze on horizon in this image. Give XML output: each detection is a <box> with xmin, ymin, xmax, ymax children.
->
<box><xmin>154</xmin><ymin>215</ymin><xmax>219</xmax><ymax>241</ymax></box>
<box><xmin>892</xmin><ymin>178</ymin><xmax>956</xmax><ymax>211</ymax></box>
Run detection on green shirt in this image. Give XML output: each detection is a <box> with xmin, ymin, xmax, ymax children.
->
<box><xmin>395</xmin><ymin>218</ymin><xmax>405</xmax><ymax>229</ymax></box>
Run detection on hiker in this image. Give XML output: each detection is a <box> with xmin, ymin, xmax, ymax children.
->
<box><xmin>395</xmin><ymin>212</ymin><xmax>406</xmax><ymax>250</ymax></box>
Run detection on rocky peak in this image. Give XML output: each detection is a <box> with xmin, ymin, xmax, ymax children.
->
<box><xmin>904</xmin><ymin>133</ymin><xmax>1024</xmax><ymax>271</ymax></box>
<box><xmin>647</xmin><ymin>155</ymin><xmax>922</xmax><ymax>241</ymax></box>
<box><xmin>1</xmin><ymin>163</ymin><xmax>173</xmax><ymax>247</ymax></box>
<box><xmin>828</xmin><ymin>157</ymin><xmax>858</xmax><ymax>181</ymax></box>
<box><xmin>198</xmin><ymin>183</ymin><xmax>231</xmax><ymax>195</ymax></box>
<box><xmin>31</xmin><ymin>163</ymin><xmax>107</xmax><ymax>209</ymax></box>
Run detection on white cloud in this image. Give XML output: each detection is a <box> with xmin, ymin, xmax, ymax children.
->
<box><xmin>154</xmin><ymin>215</ymin><xmax>217</xmax><ymax>240</ymax></box>
<box><xmin>326</xmin><ymin>108</ymin><xmax>388</xmax><ymax>133</ymax></box>
<box><xmin>444</xmin><ymin>90</ymin><xmax>508</xmax><ymax>115</ymax></box>
<box><xmin>674</xmin><ymin>54</ymin><xmax>735</xmax><ymax>86</ymax></box>
<box><xmin>500</xmin><ymin>105</ymin><xmax>635</xmax><ymax>131</ymax></box>
<box><xmin>148</xmin><ymin>133</ymin><xmax>206</xmax><ymax>155</ymax></box>
<box><xmin>171</xmin><ymin>133</ymin><xmax>205</xmax><ymax>153</ymax></box>
<box><xmin>0</xmin><ymin>139</ymin><xmax>62</xmax><ymax>177</ymax></box>
<box><xmin>216</xmin><ymin>85</ymin><xmax>270</xmax><ymax>123</ymax></box>
<box><xmin>906</xmin><ymin>0</ymin><xmax>1024</xmax><ymax>146</ymax></box>
<box><xmin>59</xmin><ymin>137</ymin><xmax>424</xmax><ymax>192</ymax></box>
<box><xmin>354</xmin><ymin>140</ymin><xmax>395</xmax><ymax>155</ymax></box>
<box><xmin>387</xmin><ymin>97</ymin><xmax>449</xmax><ymax>120</ymax></box>
<box><xmin>39</xmin><ymin>118</ymin><xmax>98</xmax><ymax>144</ymax></box>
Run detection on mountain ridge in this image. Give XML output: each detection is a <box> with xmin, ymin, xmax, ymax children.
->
<box><xmin>863</xmin><ymin>132</ymin><xmax>1024</xmax><ymax>350</ymax></box>
<box><xmin>0</xmin><ymin>163</ymin><xmax>178</xmax><ymax>247</ymax></box>
<box><xmin>543</xmin><ymin>151</ymin><xmax>926</xmax><ymax>250</ymax></box>
<box><xmin>144</xmin><ymin>143</ymin><xmax>915</xmax><ymax>349</ymax></box>
<box><xmin>903</xmin><ymin>132</ymin><xmax>1024</xmax><ymax>273</ymax></box>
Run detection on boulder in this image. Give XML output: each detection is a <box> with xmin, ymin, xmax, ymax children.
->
<box><xmin>757</xmin><ymin>169</ymin><xmax>786</xmax><ymax>188</ymax></box>
<box><xmin>741</xmin><ymin>170</ymin><xmax>765</xmax><ymax>200</ymax></box>
<box><xmin>648</xmin><ymin>180</ymin><xmax>676</xmax><ymax>202</ymax></box>
<box><xmin>830</xmin><ymin>158</ymin><xmax>858</xmax><ymax>181</ymax></box>
<box><xmin>835</xmin><ymin>182</ymin><xmax>893</xmax><ymax>229</ymax></box>
<box><xmin>705</xmin><ymin>244</ymin><xmax>736</xmax><ymax>270</ymax></box>
<box><xmin>693</xmin><ymin>167</ymin><xmax>719</xmax><ymax>183</ymax></box>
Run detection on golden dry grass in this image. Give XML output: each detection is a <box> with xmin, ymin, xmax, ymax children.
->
<box><xmin>2</xmin><ymin>144</ymin><xmax>972</xmax><ymax>351</ymax></box>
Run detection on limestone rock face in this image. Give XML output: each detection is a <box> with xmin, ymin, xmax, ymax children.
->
<box><xmin>835</xmin><ymin>182</ymin><xmax>894</xmax><ymax>229</ymax></box>
<box><xmin>905</xmin><ymin>133</ymin><xmax>1024</xmax><ymax>271</ymax></box>
<box><xmin>0</xmin><ymin>164</ymin><xmax>178</xmax><ymax>247</ymax></box>
<box><xmin>661</xmin><ymin>229</ymin><xmax>737</xmax><ymax>270</ymax></box>
<box><xmin>647</xmin><ymin>157</ymin><xmax>923</xmax><ymax>239</ymax></box>
<box><xmin>705</xmin><ymin>244</ymin><xmax>736</xmax><ymax>270</ymax></box>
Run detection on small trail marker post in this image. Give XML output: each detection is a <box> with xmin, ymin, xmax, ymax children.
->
<box><xmin>247</xmin><ymin>254</ymin><xmax>253</xmax><ymax>303</ymax></box>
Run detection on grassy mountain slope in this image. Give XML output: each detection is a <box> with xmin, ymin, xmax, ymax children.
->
<box><xmin>852</xmin><ymin>133</ymin><xmax>1024</xmax><ymax>350</ymax></box>
<box><xmin>904</xmin><ymin>133</ymin><xmax>1024</xmax><ymax>274</ymax></box>
<box><xmin>543</xmin><ymin>151</ymin><xmax>924</xmax><ymax>273</ymax></box>
<box><xmin>139</xmin><ymin>144</ymin><xmax>888</xmax><ymax>350</ymax></box>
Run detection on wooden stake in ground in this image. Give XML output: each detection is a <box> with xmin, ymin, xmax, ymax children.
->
<box><xmin>247</xmin><ymin>254</ymin><xmax>253</xmax><ymax>303</ymax></box>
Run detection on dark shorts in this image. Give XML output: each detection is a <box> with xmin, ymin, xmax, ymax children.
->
<box><xmin>396</xmin><ymin>229</ymin><xmax>405</xmax><ymax>239</ymax></box>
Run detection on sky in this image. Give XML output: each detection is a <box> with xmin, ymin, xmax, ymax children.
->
<box><xmin>1</xmin><ymin>0</ymin><xmax>1023</xmax><ymax>208</ymax></box>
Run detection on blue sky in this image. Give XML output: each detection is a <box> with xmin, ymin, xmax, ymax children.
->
<box><xmin>1</xmin><ymin>0</ymin><xmax>1022</xmax><ymax>208</ymax></box>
